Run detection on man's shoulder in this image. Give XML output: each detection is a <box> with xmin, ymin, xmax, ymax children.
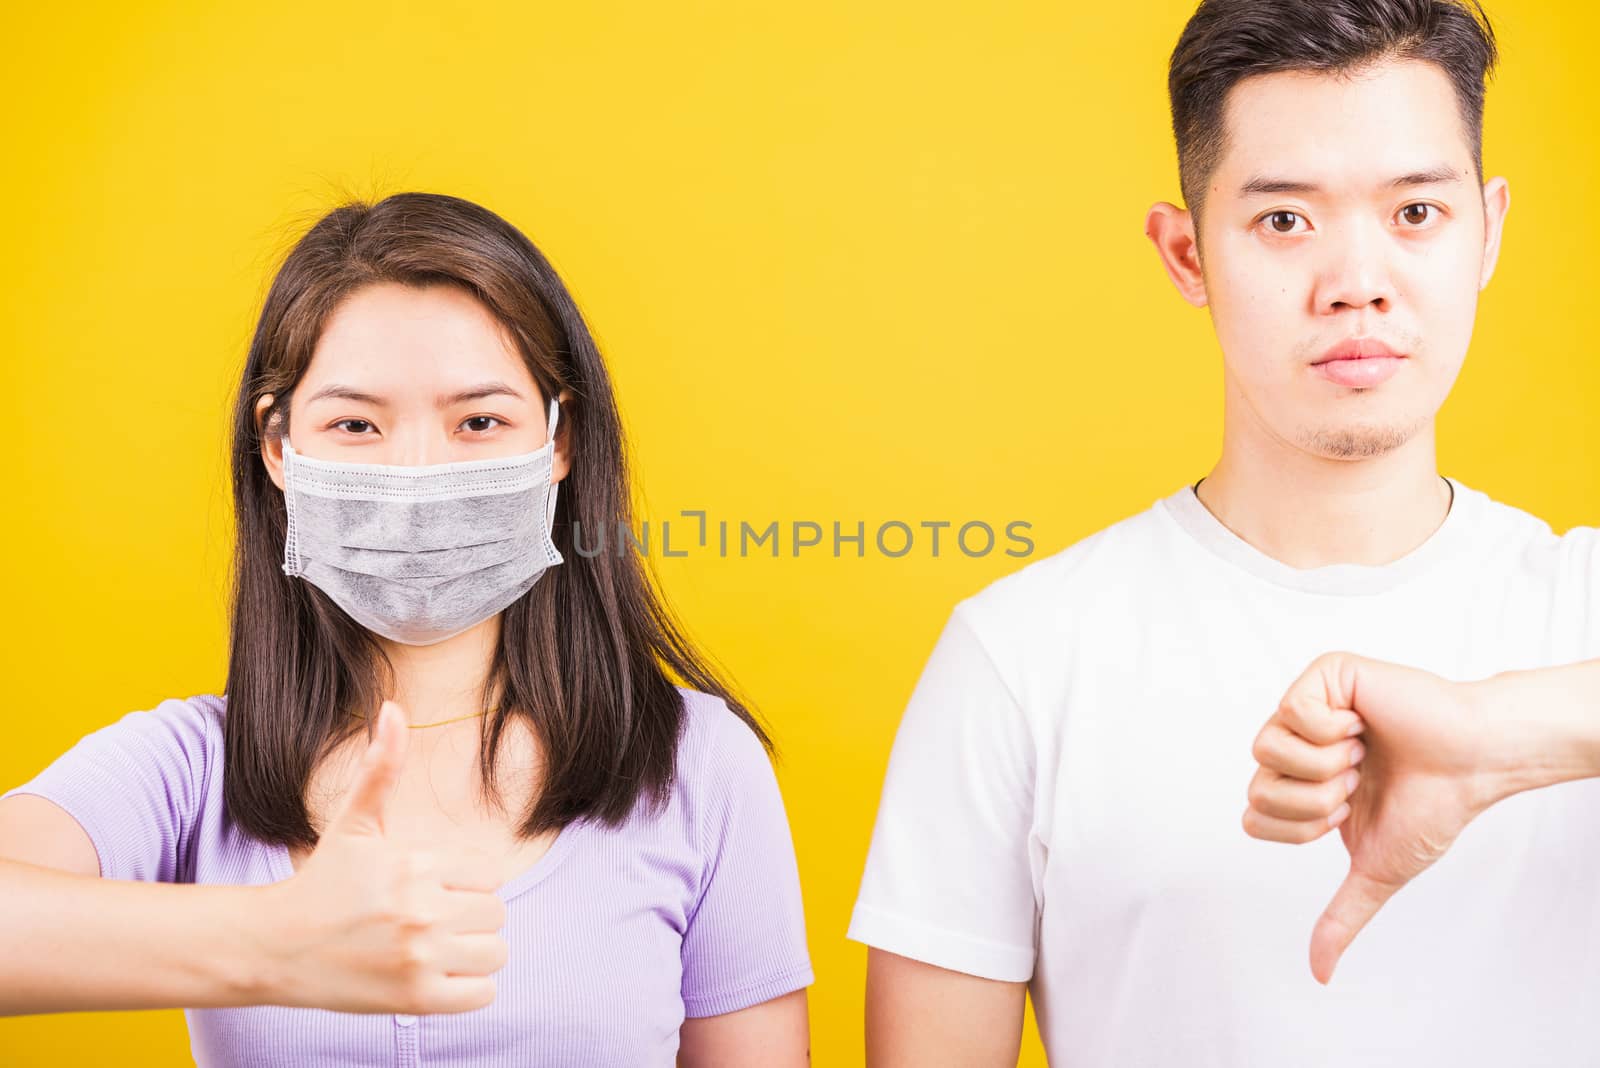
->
<box><xmin>1456</xmin><ymin>479</ymin><xmax>1597</xmax><ymax>576</ymax></box>
<box><xmin>955</xmin><ymin>489</ymin><xmax>1182</xmax><ymax>642</ymax></box>
<box><xmin>1454</xmin><ymin>479</ymin><xmax>1599</xmax><ymax>655</ymax></box>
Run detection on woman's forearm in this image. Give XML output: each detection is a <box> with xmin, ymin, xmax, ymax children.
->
<box><xmin>0</xmin><ymin>857</ymin><xmax>277</xmax><ymax>1015</ymax></box>
<box><xmin>1472</xmin><ymin>658</ymin><xmax>1600</xmax><ymax>802</ymax></box>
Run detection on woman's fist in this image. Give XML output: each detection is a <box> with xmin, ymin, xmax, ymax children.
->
<box><xmin>256</xmin><ymin>701</ymin><xmax>510</xmax><ymax>1014</ymax></box>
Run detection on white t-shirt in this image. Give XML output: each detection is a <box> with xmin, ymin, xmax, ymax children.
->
<box><xmin>849</xmin><ymin>476</ymin><xmax>1600</xmax><ymax>1067</ymax></box>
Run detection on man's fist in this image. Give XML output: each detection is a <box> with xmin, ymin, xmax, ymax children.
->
<box><xmin>1244</xmin><ymin>652</ymin><xmax>1501</xmax><ymax>984</ymax></box>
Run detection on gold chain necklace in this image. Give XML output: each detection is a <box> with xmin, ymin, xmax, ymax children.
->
<box><xmin>347</xmin><ymin>706</ymin><xmax>500</xmax><ymax>729</ymax></box>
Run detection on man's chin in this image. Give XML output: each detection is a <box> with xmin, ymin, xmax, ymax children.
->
<box><xmin>1297</xmin><ymin>420</ymin><xmax>1419</xmax><ymax>460</ymax></box>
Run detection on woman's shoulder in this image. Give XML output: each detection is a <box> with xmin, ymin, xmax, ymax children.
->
<box><xmin>145</xmin><ymin>693</ymin><xmax>228</xmax><ymax>755</ymax></box>
<box><xmin>672</xmin><ymin>686</ymin><xmax>771</xmax><ymax>776</ymax></box>
<box><xmin>107</xmin><ymin>693</ymin><xmax>229</xmax><ymax>798</ymax></box>
<box><xmin>0</xmin><ymin>693</ymin><xmax>232</xmax><ymax>883</ymax></box>
<box><xmin>75</xmin><ymin>693</ymin><xmax>227</xmax><ymax>762</ymax></box>
<box><xmin>3</xmin><ymin>693</ymin><xmax>227</xmax><ymax>804</ymax></box>
<box><xmin>663</xmin><ymin>687</ymin><xmax>781</xmax><ymax>822</ymax></box>
<box><xmin>179</xmin><ymin>692</ymin><xmax>228</xmax><ymax>725</ymax></box>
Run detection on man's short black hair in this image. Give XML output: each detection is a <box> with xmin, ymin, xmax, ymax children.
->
<box><xmin>1168</xmin><ymin>0</ymin><xmax>1498</xmax><ymax>238</ymax></box>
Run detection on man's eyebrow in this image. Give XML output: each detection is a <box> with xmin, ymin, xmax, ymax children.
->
<box><xmin>301</xmin><ymin>381</ymin><xmax>528</xmax><ymax>409</ymax></box>
<box><xmin>1237</xmin><ymin>164</ymin><xmax>1464</xmax><ymax>197</ymax></box>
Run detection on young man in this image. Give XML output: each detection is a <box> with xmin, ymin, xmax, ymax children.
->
<box><xmin>849</xmin><ymin>1</ymin><xmax>1599</xmax><ymax>1064</ymax></box>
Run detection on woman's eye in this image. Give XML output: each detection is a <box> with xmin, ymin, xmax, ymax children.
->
<box><xmin>327</xmin><ymin>417</ymin><xmax>506</xmax><ymax>437</ymax></box>
<box><xmin>1398</xmin><ymin>202</ymin><xmax>1437</xmax><ymax>227</ymax></box>
<box><xmin>1261</xmin><ymin>210</ymin><xmax>1306</xmax><ymax>235</ymax></box>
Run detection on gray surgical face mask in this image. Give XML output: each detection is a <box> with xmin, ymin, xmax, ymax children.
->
<box><xmin>279</xmin><ymin>395</ymin><xmax>565</xmax><ymax>646</ymax></box>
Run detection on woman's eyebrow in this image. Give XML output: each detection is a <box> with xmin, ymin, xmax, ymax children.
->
<box><xmin>1237</xmin><ymin>164</ymin><xmax>1464</xmax><ymax>197</ymax></box>
<box><xmin>302</xmin><ymin>381</ymin><xmax>528</xmax><ymax>409</ymax></box>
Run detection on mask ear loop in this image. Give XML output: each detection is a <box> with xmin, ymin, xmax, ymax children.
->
<box><xmin>279</xmin><ymin>431</ymin><xmax>304</xmax><ymax>577</ymax></box>
<box><xmin>543</xmin><ymin>395</ymin><xmax>564</xmax><ymax>554</ymax></box>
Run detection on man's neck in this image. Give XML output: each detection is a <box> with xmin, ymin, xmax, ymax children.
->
<box><xmin>1194</xmin><ymin>425</ymin><xmax>1453</xmax><ymax>570</ymax></box>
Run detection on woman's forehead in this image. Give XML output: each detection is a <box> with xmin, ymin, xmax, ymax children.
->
<box><xmin>301</xmin><ymin>283</ymin><xmax>539</xmax><ymax>403</ymax></box>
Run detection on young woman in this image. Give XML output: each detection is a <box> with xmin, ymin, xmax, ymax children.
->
<box><xmin>0</xmin><ymin>192</ymin><xmax>813</xmax><ymax>1066</ymax></box>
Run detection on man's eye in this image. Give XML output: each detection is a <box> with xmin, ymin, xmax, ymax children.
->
<box><xmin>1261</xmin><ymin>210</ymin><xmax>1305</xmax><ymax>234</ymax></box>
<box><xmin>462</xmin><ymin>416</ymin><xmax>504</xmax><ymax>433</ymax></box>
<box><xmin>1398</xmin><ymin>203</ymin><xmax>1437</xmax><ymax>226</ymax></box>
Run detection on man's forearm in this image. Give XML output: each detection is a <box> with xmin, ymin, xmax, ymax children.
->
<box><xmin>1470</xmin><ymin>658</ymin><xmax>1600</xmax><ymax>802</ymax></box>
<box><xmin>0</xmin><ymin>858</ymin><xmax>278</xmax><ymax>1015</ymax></box>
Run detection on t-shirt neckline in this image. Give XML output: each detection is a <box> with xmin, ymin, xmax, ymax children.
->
<box><xmin>1159</xmin><ymin>475</ymin><xmax>1477</xmax><ymax>596</ymax></box>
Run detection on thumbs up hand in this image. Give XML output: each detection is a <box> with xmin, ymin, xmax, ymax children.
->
<box><xmin>256</xmin><ymin>701</ymin><xmax>510</xmax><ymax>1014</ymax></box>
<box><xmin>1243</xmin><ymin>653</ymin><xmax>1501</xmax><ymax>985</ymax></box>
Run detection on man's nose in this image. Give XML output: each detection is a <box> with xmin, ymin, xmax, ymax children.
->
<box><xmin>1315</xmin><ymin>223</ymin><xmax>1396</xmax><ymax>314</ymax></box>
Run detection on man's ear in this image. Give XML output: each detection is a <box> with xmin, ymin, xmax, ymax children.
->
<box><xmin>1145</xmin><ymin>201</ymin><xmax>1209</xmax><ymax>308</ymax></box>
<box><xmin>551</xmin><ymin>388</ymin><xmax>573</xmax><ymax>485</ymax></box>
<box><xmin>1478</xmin><ymin>175</ymin><xmax>1510</xmax><ymax>291</ymax></box>
<box><xmin>255</xmin><ymin>393</ymin><xmax>286</xmax><ymax>492</ymax></box>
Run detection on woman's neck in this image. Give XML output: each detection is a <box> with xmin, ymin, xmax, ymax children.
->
<box><xmin>376</xmin><ymin>615</ymin><xmax>503</xmax><ymax>730</ymax></box>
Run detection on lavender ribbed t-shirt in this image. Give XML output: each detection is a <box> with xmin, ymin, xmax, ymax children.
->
<box><xmin>2</xmin><ymin>687</ymin><xmax>814</xmax><ymax>1067</ymax></box>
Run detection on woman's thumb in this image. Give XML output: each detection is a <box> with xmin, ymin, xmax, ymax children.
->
<box><xmin>330</xmin><ymin>700</ymin><xmax>408</xmax><ymax>836</ymax></box>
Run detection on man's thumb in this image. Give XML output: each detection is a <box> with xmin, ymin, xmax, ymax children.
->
<box><xmin>1309</xmin><ymin>869</ymin><xmax>1396</xmax><ymax>985</ymax></box>
<box><xmin>331</xmin><ymin>700</ymin><xmax>408</xmax><ymax>835</ymax></box>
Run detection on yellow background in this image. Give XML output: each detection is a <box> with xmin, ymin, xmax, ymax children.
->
<box><xmin>3</xmin><ymin>1</ymin><xmax>1597</xmax><ymax>1064</ymax></box>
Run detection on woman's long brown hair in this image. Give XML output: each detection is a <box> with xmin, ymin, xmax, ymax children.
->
<box><xmin>225</xmin><ymin>191</ymin><xmax>766</xmax><ymax>850</ymax></box>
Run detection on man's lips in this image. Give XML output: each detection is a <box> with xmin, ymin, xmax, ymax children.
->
<box><xmin>1313</xmin><ymin>338</ymin><xmax>1405</xmax><ymax>364</ymax></box>
<box><xmin>1312</xmin><ymin>338</ymin><xmax>1407</xmax><ymax>388</ymax></box>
